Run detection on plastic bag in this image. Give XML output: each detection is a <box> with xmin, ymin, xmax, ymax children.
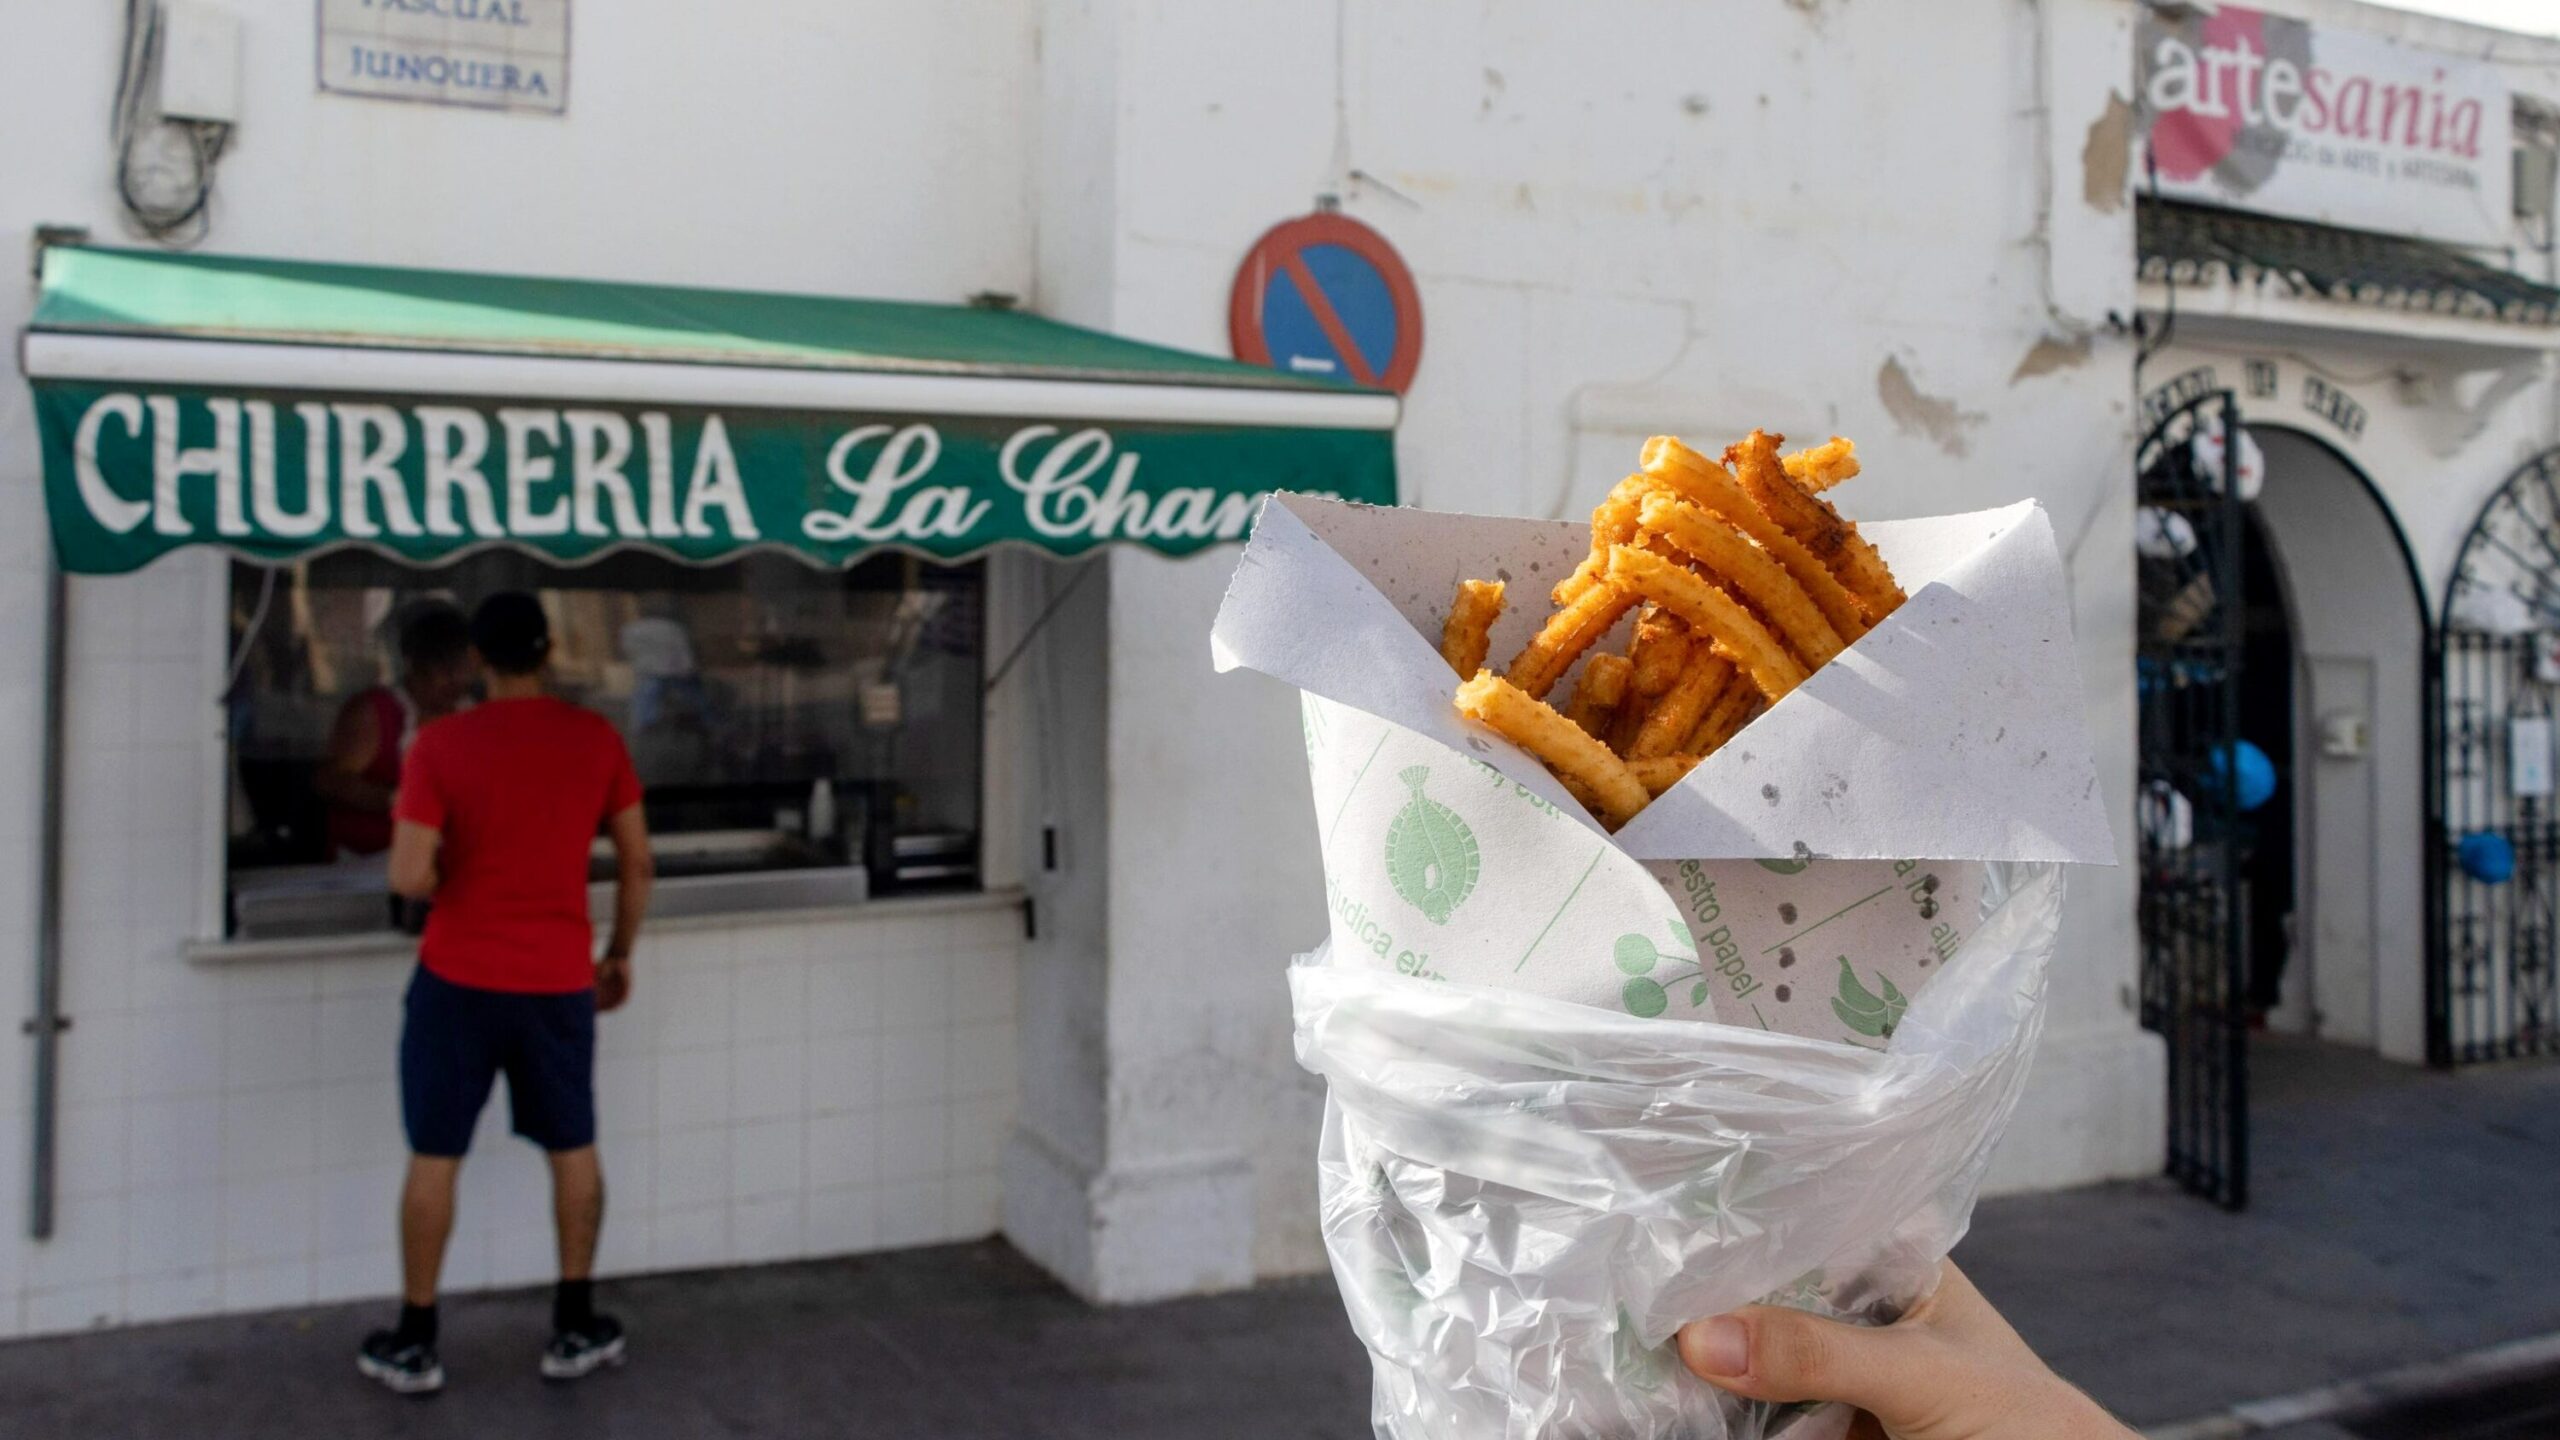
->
<box><xmin>1293</xmin><ymin>860</ymin><xmax>2064</xmax><ymax>1440</ymax></box>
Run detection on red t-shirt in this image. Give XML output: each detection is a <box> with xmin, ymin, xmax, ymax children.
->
<box><xmin>393</xmin><ymin>697</ymin><xmax>643</xmax><ymax>993</ymax></box>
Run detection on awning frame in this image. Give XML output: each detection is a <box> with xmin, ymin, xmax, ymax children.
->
<box><xmin>20</xmin><ymin>333</ymin><xmax>1400</xmax><ymax>431</ymax></box>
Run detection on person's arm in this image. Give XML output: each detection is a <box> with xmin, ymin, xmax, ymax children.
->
<box><xmin>1676</xmin><ymin>1261</ymin><xmax>2135</xmax><ymax>1440</ymax></box>
<box><xmin>312</xmin><ymin>695</ymin><xmax>392</xmax><ymax>812</ymax></box>
<box><xmin>386</xmin><ymin>730</ymin><xmax>445</xmax><ymax>899</ymax></box>
<box><xmin>595</xmin><ymin>802</ymin><xmax>652</xmax><ymax>1012</ymax></box>
<box><xmin>386</xmin><ymin>819</ymin><xmax>442</xmax><ymax>899</ymax></box>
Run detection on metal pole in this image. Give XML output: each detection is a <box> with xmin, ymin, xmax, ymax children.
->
<box><xmin>2218</xmin><ymin>392</ymin><xmax>2250</xmax><ymax>1211</ymax></box>
<box><xmin>27</xmin><ymin>556</ymin><xmax>68</xmax><ymax>1240</ymax></box>
<box><xmin>2424</xmin><ymin>630</ymin><xmax>2450</xmax><ymax>1067</ymax></box>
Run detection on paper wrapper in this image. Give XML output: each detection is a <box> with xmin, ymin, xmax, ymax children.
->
<box><xmin>1307</xmin><ymin>697</ymin><xmax>1983</xmax><ymax>1041</ymax></box>
<box><xmin>1227</xmin><ymin>493</ymin><xmax>2109</xmax><ymax>1034</ymax></box>
<box><xmin>1212</xmin><ymin>494</ymin><xmax>2113</xmax><ymax>1439</ymax></box>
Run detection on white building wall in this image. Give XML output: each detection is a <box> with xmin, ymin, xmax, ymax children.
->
<box><xmin>0</xmin><ymin>0</ymin><xmax>1042</xmax><ymax>1336</ymax></box>
<box><xmin>1030</xmin><ymin>0</ymin><xmax>2166</xmax><ymax>1298</ymax></box>
<box><xmin>0</xmin><ymin>0</ymin><xmax>2272</xmax><ymax>1326</ymax></box>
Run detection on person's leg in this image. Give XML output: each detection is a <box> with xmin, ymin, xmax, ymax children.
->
<box><xmin>365</xmin><ymin>968</ymin><xmax>497</xmax><ymax>1395</ymax></box>
<box><xmin>547</xmin><ymin>1145</ymin><xmax>604</xmax><ymax>1282</ymax></box>
<box><xmin>503</xmin><ymin>986</ymin><xmax>620</xmax><ymax>1377</ymax></box>
<box><xmin>400</xmin><ymin>1154</ymin><xmax>464</xmax><ymax>1304</ymax></box>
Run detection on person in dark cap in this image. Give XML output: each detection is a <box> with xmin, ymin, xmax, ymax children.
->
<box><xmin>360</xmin><ymin>591</ymin><xmax>653</xmax><ymax>1395</ymax></box>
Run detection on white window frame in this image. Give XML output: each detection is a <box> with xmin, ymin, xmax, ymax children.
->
<box><xmin>194</xmin><ymin>549</ymin><xmax>1032</xmax><ymax>949</ymax></box>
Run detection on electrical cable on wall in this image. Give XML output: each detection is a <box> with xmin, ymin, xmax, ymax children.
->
<box><xmin>223</xmin><ymin>565</ymin><xmax>278</xmax><ymax>696</ymax></box>
<box><xmin>112</xmin><ymin>0</ymin><xmax>231</xmax><ymax>245</ymax></box>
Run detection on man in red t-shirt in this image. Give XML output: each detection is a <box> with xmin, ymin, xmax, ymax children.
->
<box><xmin>358</xmin><ymin>592</ymin><xmax>653</xmax><ymax>1397</ymax></box>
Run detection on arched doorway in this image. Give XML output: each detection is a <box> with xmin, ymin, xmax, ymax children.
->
<box><xmin>2435</xmin><ymin>447</ymin><xmax>2560</xmax><ymax>1065</ymax></box>
<box><xmin>2134</xmin><ymin>404</ymin><xmax>2428</xmax><ymax>1210</ymax></box>
<box><xmin>2242</xmin><ymin>428</ymin><xmax>2429</xmax><ymax>1062</ymax></box>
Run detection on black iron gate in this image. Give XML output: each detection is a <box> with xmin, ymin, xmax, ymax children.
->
<box><xmin>2434</xmin><ymin>448</ymin><xmax>2560</xmax><ymax>1066</ymax></box>
<box><xmin>2135</xmin><ymin>389</ymin><xmax>2249</xmax><ymax>1208</ymax></box>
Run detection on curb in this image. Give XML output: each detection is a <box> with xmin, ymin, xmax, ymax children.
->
<box><xmin>2144</xmin><ymin>1330</ymin><xmax>2560</xmax><ymax>1439</ymax></box>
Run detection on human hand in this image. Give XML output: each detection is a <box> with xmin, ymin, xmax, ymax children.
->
<box><xmin>595</xmin><ymin>953</ymin><xmax>632</xmax><ymax>1013</ymax></box>
<box><xmin>1676</xmin><ymin>1261</ymin><xmax>2135</xmax><ymax>1440</ymax></box>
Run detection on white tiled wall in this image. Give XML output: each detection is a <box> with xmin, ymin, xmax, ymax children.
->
<box><xmin>13</xmin><ymin>902</ymin><xmax>1021</xmax><ymax>1337</ymax></box>
<box><xmin>1</xmin><ymin>557</ymin><xmax>1022</xmax><ymax>1335</ymax></box>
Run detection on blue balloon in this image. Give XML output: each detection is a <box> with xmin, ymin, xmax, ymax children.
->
<box><xmin>2459</xmin><ymin>831</ymin><xmax>2516</xmax><ymax>886</ymax></box>
<box><xmin>2208</xmin><ymin>740</ymin><xmax>2278</xmax><ymax>812</ymax></box>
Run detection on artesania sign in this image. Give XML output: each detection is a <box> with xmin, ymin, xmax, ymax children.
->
<box><xmin>33</xmin><ymin>387</ymin><xmax>1394</xmax><ymax>573</ymax></box>
<box><xmin>318</xmin><ymin>0</ymin><xmax>571</xmax><ymax>114</ymax></box>
<box><xmin>2139</xmin><ymin>3</ymin><xmax>2512</xmax><ymax>246</ymax></box>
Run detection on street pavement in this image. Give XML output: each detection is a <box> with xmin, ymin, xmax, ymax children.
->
<box><xmin>1964</xmin><ymin>1032</ymin><xmax>2560</xmax><ymax>1432</ymax></box>
<box><xmin>3</xmin><ymin>1033</ymin><xmax>2557</xmax><ymax>1438</ymax></box>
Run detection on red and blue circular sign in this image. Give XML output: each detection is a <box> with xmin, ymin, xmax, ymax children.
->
<box><xmin>1229</xmin><ymin>212</ymin><xmax>1423</xmax><ymax>395</ymax></box>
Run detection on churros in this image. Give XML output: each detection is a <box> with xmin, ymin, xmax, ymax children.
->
<box><xmin>1627</xmin><ymin>610</ymin><xmax>1691</xmax><ymax>697</ymax></box>
<box><xmin>1629</xmin><ymin>650</ymin><xmax>1736</xmax><ymax>761</ymax></box>
<box><xmin>1641</xmin><ymin>436</ymin><xmax>1872</xmax><ymax>640</ymax></box>
<box><xmin>1455</xmin><ymin>672</ymin><xmax>1650</xmax><ymax>829</ymax></box>
<box><xmin>1434</xmin><ymin>427</ymin><xmax>1904</xmax><ymax>829</ymax></box>
<box><xmin>1562</xmin><ymin>654</ymin><xmax>1633</xmax><ymax>740</ymax></box>
<box><xmin>1604</xmin><ymin>546</ymin><xmax>1807</xmax><ymax>702</ymax></box>
<box><xmin>1781</xmin><ymin>436</ymin><xmax>1860</xmax><ymax>492</ymax></box>
<box><xmin>1507</xmin><ymin>577</ymin><xmax>1639</xmax><ymax>699</ymax></box>
<box><xmin>1439</xmin><ymin>578</ymin><xmax>1505</xmax><ymax>678</ymax></box>
<box><xmin>1730</xmin><ymin>429</ymin><xmax>1905</xmax><ymax>620</ymax></box>
<box><xmin>1628</xmin><ymin>754</ymin><xmax>1701</xmax><ymax>797</ymax></box>
<box><xmin>1687</xmin><ymin>683</ymin><xmax>1762</xmax><ymax>755</ymax></box>
<box><xmin>1637</xmin><ymin>492</ymin><xmax>1843</xmax><ymax>669</ymax></box>
<box><xmin>1552</xmin><ymin>477</ymin><xmax>1650</xmax><ymax>606</ymax></box>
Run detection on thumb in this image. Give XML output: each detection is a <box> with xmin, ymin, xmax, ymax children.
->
<box><xmin>1678</xmin><ymin>1304</ymin><xmax>1937</xmax><ymax>1418</ymax></box>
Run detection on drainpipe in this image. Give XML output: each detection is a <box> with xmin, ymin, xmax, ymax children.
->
<box><xmin>26</xmin><ymin>556</ymin><xmax>67</xmax><ymax>1239</ymax></box>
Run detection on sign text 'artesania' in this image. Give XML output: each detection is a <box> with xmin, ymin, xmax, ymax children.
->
<box><xmin>2139</xmin><ymin>3</ymin><xmax>2512</xmax><ymax>247</ymax></box>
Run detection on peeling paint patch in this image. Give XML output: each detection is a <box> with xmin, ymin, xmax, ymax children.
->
<box><xmin>2081</xmin><ymin>91</ymin><xmax>2132</xmax><ymax>214</ymax></box>
<box><xmin>2010</xmin><ymin>334</ymin><xmax>2093</xmax><ymax>384</ymax></box>
<box><xmin>1877</xmin><ymin>355</ymin><xmax>1986</xmax><ymax>458</ymax></box>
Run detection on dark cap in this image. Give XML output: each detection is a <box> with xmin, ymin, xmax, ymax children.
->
<box><xmin>470</xmin><ymin>591</ymin><xmax>551</xmax><ymax>675</ymax></box>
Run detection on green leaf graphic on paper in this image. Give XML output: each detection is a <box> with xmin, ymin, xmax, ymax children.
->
<box><xmin>1384</xmin><ymin>766</ymin><xmax>1480</xmax><ymax>924</ymax></box>
<box><xmin>1605</xmin><ymin>917</ymin><xmax>1712</xmax><ymax>1018</ymax></box>
<box><xmin>1613</xmin><ymin>922</ymin><xmax>1707</xmax><ymax>1017</ymax></box>
<box><xmin>1756</xmin><ymin>856</ymin><xmax>1811</xmax><ymax>875</ymax></box>
<box><xmin>1831</xmin><ymin>956</ymin><xmax>1909</xmax><ymax>1038</ymax></box>
<box><xmin>1622</xmin><ymin>976</ymin><xmax>1669</xmax><ymax>1018</ymax></box>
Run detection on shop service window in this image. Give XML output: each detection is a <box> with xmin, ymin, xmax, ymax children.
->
<box><xmin>222</xmin><ymin>549</ymin><xmax>982</xmax><ymax>939</ymax></box>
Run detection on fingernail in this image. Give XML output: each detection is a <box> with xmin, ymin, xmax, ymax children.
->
<box><xmin>1691</xmin><ymin>1316</ymin><xmax>1749</xmax><ymax>1376</ymax></box>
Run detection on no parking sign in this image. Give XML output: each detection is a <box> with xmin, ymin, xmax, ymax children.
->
<box><xmin>1229</xmin><ymin>212</ymin><xmax>1422</xmax><ymax>395</ymax></box>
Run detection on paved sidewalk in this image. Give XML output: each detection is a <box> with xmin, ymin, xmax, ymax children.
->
<box><xmin>3</xmin><ymin>1034</ymin><xmax>2555</xmax><ymax>1439</ymax></box>
<box><xmin>0</xmin><ymin>1243</ymin><xmax>1372</xmax><ymax>1440</ymax></box>
<box><xmin>1963</xmin><ymin>1033</ymin><xmax>2560</xmax><ymax>1431</ymax></box>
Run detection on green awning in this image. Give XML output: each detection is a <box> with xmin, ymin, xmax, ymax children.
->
<box><xmin>21</xmin><ymin>246</ymin><xmax>1399</xmax><ymax>575</ymax></box>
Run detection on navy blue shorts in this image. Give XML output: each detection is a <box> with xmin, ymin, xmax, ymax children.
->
<box><xmin>400</xmin><ymin>967</ymin><xmax>597</xmax><ymax>1156</ymax></box>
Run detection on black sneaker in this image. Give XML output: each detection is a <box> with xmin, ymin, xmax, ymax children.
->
<box><xmin>540</xmin><ymin>1313</ymin><xmax>627</xmax><ymax>1381</ymax></box>
<box><xmin>358</xmin><ymin>1329</ymin><xmax>445</xmax><ymax>1396</ymax></box>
